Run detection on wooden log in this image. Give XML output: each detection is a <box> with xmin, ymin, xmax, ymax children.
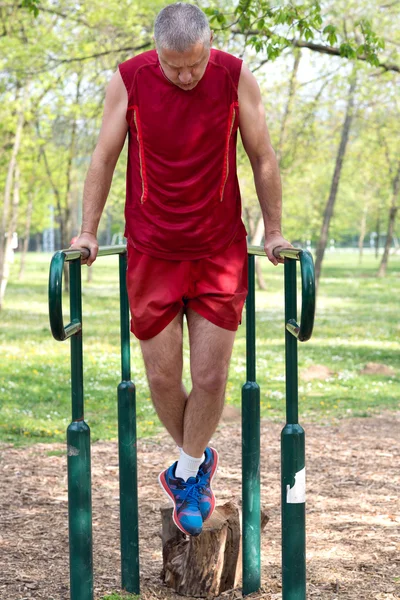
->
<box><xmin>161</xmin><ymin>501</ymin><xmax>242</xmax><ymax>598</ymax></box>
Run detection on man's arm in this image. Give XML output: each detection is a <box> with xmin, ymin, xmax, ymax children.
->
<box><xmin>238</xmin><ymin>64</ymin><xmax>292</xmax><ymax>265</ymax></box>
<box><xmin>71</xmin><ymin>70</ymin><xmax>128</xmax><ymax>265</ymax></box>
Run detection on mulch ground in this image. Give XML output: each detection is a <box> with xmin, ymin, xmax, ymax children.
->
<box><xmin>1</xmin><ymin>413</ymin><xmax>399</xmax><ymax>600</ymax></box>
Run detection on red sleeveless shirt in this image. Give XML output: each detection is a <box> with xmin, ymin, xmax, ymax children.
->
<box><xmin>119</xmin><ymin>48</ymin><xmax>247</xmax><ymax>260</ymax></box>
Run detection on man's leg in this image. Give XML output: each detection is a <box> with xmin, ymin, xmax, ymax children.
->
<box><xmin>158</xmin><ymin>308</ymin><xmax>236</xmax><ymax>536</ymax></box>
<box><xmin>145</xmin><ymin>309</ymin><xmax>207</xmax><ymax>537</ymax></box>
<box><xmin>183</xmin><ymin>308</ymin><xmax>237</xmax><ymax>457</ymax></box>
<box><xmin>139</xmin><ymin>308</ymin><xmax>188</xmax><ymax>447</ymax></box>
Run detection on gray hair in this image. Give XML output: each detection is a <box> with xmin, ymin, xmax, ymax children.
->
<box><xmin>154</xmin><ymin>3</ymin><xmax>211</xmax><ymax>53</ymax></box>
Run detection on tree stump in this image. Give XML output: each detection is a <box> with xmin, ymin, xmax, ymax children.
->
<box><xmin>161</xmin><ymin>501</ymin><xmax>242</xmax><ymax>598</ymax></box>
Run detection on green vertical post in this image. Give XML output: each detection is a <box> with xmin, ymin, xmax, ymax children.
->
<box><xmin>117</xmin><ymin>252</ymin><xmax>140</xmax><ymax>594</ymax></box>
<box><xmin>67</xmin><ymin>258</ymin><xmax>94</xmax><ymax>600</ymax></box>
<box><xmin>281</xmin><ymin>258</ymin><xmax>306</xmax><ymax>600</ymax></box>
<box><xmin>242</xmin><ymin>254</ymin><xmax>261</xmax><ymax>595</ymax></box>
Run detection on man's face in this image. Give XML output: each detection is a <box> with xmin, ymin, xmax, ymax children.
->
<box><xmin>157</xmin><ymin>39</ymin><xmax>212</xmax><ymax>91</ymax></box>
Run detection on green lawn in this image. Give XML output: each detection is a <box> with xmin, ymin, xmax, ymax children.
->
<box><xmin>0</xmin><ymin>250</ymin><xmax>399</xmax><ymax>446</ymax></box>
<box><xmin>102</xmin><ymin>594</ymin><xmax>139</xmax><ymax>600</ymax></box>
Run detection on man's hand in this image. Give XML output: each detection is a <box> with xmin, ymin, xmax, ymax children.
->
<box><xmin>264</xmin><ymin>231</ymin><xmax>293</xmax><ymax>266</ymax></box>
<box><xmin>70</xmin><ymin>232</ymin><xmax>99</xmax><ymax>266</ymax></box>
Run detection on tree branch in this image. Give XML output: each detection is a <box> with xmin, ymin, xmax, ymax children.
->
<box><xmin>9</xmin><ymin>42</ymin><xmax>153</xmax><ymax>76</ymax></box>
<box><xmin>379</xmin><ymin>0</ymin><xmax>400</xmax><ymax>8</ymax></box>
<box><xmin>292</xmin><ymin>39</ymin><xmax>399</xmax><ymax>73</ymax></box>
<box><xmin>232</xmin><ymin>29</ymin><xmax>400</xmax><ymax>73</ymax></box>
<box><xmin>46</xmin><ymin>42</ymin><xmax>152</xmax><ymax>66</ymax></box>
<box><xmin>0</xmin><ymin>3</ymin><xmax>91</xmax><ymax>26</ymax></box>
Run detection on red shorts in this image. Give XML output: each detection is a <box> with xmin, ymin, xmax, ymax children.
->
<box><xmin>126</xmin><ymin>237</ymin><xmax>248</xmax><ymax>340</ymax></box>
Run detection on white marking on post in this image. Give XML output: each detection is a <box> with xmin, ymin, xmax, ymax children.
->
<box><xmin>67</xmin><ymin>445</ymin><xmax>80</xmax><ymax>457</ymax></box>
<box><xmin>286</xmin><ymin>467</ymin><xmax>306</xmax><ymax>504</ymax></box>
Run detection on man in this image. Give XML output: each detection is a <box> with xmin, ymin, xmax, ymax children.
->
<box><xmin>71</xmin><ymin>2</ymin><xmax>291</xmax><ymax>537</ymax></box>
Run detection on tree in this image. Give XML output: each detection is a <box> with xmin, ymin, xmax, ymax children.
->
<box><xmin>314</xmin><ymin>72</ymin><xmax>357</xmax><ymax>286</ymax></box>
<box><xmin>0</xmin><ymin>84</ymin><xmax>29</xmax><ymax>309</ymax></box>
<box><xmin>377</xmin><ymin>161</ymin><xmax>400</xmax><ymax>277</ymax></box>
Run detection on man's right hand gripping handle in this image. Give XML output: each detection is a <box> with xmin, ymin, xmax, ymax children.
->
<box><xmin>70</xmin><ymin>232</ymin><xmax>99</xmax><ymax>266</ymax></box>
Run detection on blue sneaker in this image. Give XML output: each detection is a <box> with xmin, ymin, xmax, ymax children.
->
<box><xmin>197</xmin><ymin>447</ymin><xmax>218</xmax><ymax>522</ymax></box>
<box><xmin>159</xmin><ymin>463</ymin><xmax>203</xmax><ymax>536</ymax></box>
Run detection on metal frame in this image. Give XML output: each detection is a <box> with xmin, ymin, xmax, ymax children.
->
<box><xmin>48</xmin><ymin>244</ymin><xmax>315</xmax><ymax>600</ymax></box>
<box><xmin>243</xmin><ymin>247</ymin><xmax>315</xmax><ymax>599</ymax></box>
<box><xmin>49</xmin><ymin>246</ymin><xmax>139</xmax><ymax>600</ymax></box>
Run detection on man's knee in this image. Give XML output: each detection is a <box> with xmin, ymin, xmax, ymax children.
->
<box><xmin>145</xmin><ymin>366</ymin><xmax>181</xmax><ymax>394</ymax></box>
<box><xmin>192</xmin><ymin>368</ymin><xmax>228</xmax><ymax>396</ymax></box>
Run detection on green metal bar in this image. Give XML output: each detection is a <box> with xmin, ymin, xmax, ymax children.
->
<box><xmin>49</xmin><ymin>251</ymin><xmax>83</xmax><ymax>342</ymax></box>
<box><xmin>284</xmin><ymin>252</ymin><xmax>315</xmax><ymax>343</ymax></box>
<box><xmin>49</xmin><ymin>252</ymin><xmax>66</xmax><ymax>341</ymax></box>
<box><xmin>284</xmin><ymin>260</ymin><xmax>298</xmax><ymax>426</ymax></box>
<box><xmin>242</xmin><ymin>254</ymin><xmax>261</xmax><ymax>595</ymax></box>
<box><xmin>298</xmin><ymin>251</ymin><xmax>315</xmax><ymax>342</ymax></box>
<box><xmin>70</xmin><ymin>259</ymin><xmax>84</xmax><ymax>422</ymax></box>
<box><xmin>49</xmin><ymin>247</ymin><xmax>128</xmax><ymax>343</ymax></box>
<box><xmin>247</xmin><ymin>246</ymin><xmax>315</xmax><ymax>342</ymax></box>
<box><xmin>246</xmin><ymin>255</ymin><xmax>256</xmax><ymax>384</ymax></box>
<box><xmin>281</xmin><ymin>258</ymin><xmax>306</xmax><ymax>600</ymax></box>
<box><xmin>117</xmin><ymin>252</ymin><xmax>140</xmax><ymax>594</ymax></box>
<box><xmin>67</xmin><ymin>257</ymin><xmax>93</xmax><ymax>600</ymax></box>
<box><xmin>119</xmin><ymin>252</ymin><xmax>131</xmax><ymax>383</ymax></box>
<box><xmin>67</xmin><ymin>421</ymin><xmax>93</xmax><ymax>600</ymax></box>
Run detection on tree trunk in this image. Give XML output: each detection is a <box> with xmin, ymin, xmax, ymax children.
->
<box><xmin>276</xmin><ymin>49</ymin><xmax>301</xmax><ymax>165</ymax></box>
<box><xmin>0</xmin><ymin>163</ymin><xmax>21</xmax><ymax>308</ymax></box>
<box><xmin>0</xmin><ymin>87</ymin><xmax>27</xmax><ymax>306</ymax></box>
<box><xmin>243</xmin><ymin>206</ymin><xmax>255</xmax><ymax>239</ymax></box>
<box><xmin>314</xmin><ymin>74</ymin><xmax>357</xmax><ymax>287</ymax></box>
<box><xmin>106</xmin><ymin>209</ymin><xmax>112</xmax><ymax>245</ymax></box>
<box><xmin>252</xmin><ymin>215</ymin><xmax>267</xmax><ymax>290</ymax></box>
<box><xmin>63</xmin><ymin>77</ymin><xmax>80</xmax><ymax>247</ymax></box>
<box><xmin>40</xmin><ymin>148</ymin><xmax>71</xmax><ymax>290</ymax></box>
<box><xmin>18</xmin><ymin>190</ymin><xmax>34</xmax><ymax>280</ymax></box>
<box><xmin>35</xmin><ymin>232</ymin><xmax>41</xmax><ymax>251</ymax></box>
<box><xmin>161</xmin><ymin>502</ymin><xmax>269</xmax><ymax>597</ymax></box>
<box><xmin>375</xmin><ymin>212</ymin><xmax>381</xmax><ymax>258</ymax></box>
<box><xmin>377</xmin><ymin>162</ymin><xmax>400</xmax><ymax>277</ymax></box>
<box><xmin>161</xmin><ymin>502</ymin><xmax>242</xmax><ymax>598</ymax></box>
<box><xmin>255</xmin><ymin>256</ymin><xmax>266</xmax><ymax>290</ymax></box>
<box><xmin>244</xmin><ymin>208</ymin><xmax>267</xmax><ymax>290</ymax></box>
<box><xmin>358</xmin><ymin>205</ymin><xmax>368</xmax><ymax>264</ymax></box>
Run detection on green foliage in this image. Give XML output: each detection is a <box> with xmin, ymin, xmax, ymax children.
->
<box><xmin>323</xmin><ymin>24</ymin><xmax>337</xmax><ymax>46</ymax></box>
<box><xmin>205</xmin><ymin>0</ymin><xmax>389</xmax><ymax>68</ymax></box>
<box><xmin>21</xmin><ymin>0</ymin><xmax>40</xmax><ymax>17</ymax></box>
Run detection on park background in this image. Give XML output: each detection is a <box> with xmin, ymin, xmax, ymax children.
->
<box><xmin>0</xmin><ymin>1</ymin><xmax>399</xmax><ymax>599</ymax></box>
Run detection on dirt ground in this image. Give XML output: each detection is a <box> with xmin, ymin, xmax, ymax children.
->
<box><xmin>1</xmin><ymin>413</ymin><xmax>399</xmax><ymax>600</ymax></box>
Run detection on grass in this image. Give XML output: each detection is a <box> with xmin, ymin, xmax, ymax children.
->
<box><xmin>102</xmin><ymin>594</ymin><xmax>139</xmax><ymax>600</ymax></box>
<box><xmin>0</xmin><ymin>250</ymin><xmax>399</xmax><ymax>446</ymax></box>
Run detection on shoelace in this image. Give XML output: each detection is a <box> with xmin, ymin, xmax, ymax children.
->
<box><xmin>181</xmin><ymin>480</ymin><xmax>201</xmax><ymax>509</ymax></box>
<box><xmin>197</xmin><ymin>465</ymin><xmax>210</xmax><ymax>491</ymax></box>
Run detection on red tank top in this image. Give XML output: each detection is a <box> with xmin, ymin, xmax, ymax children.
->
<box><xmin>119</xmin><ymin>48</ymin><xmax>247</xmax><ymax>260</ymax></box>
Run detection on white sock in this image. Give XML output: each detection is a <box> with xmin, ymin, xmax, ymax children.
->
<box><xmin>175</xmin><ymin>449</ymin><xmax>205</xmax><ymax>482</ymax></box>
